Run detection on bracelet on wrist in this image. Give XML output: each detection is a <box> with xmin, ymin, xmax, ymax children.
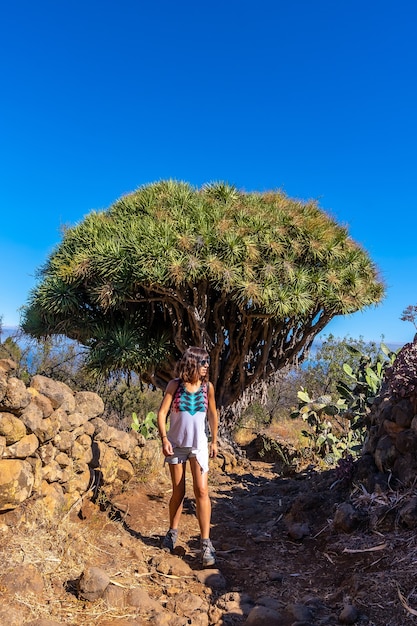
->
<box><xmin>161</xmin><ymin>435</ymin><xmax>168</xmax><ymax>440</ymax></box>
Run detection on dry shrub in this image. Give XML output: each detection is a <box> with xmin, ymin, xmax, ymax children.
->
<box><xmin>234</xmin><ymin>415</ymin><xmax>309</xmax><ymax>451</ymax></box>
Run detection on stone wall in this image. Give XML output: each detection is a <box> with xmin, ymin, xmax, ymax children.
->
<box><xmin>0</xmin><ymin>358</ymin><xmax>153</xmax><ymax>516</ymax></box>
<box><xmin>364</xmin><ymin>338</ymin><xmax>417</xmax><ymax>486</ymax></box>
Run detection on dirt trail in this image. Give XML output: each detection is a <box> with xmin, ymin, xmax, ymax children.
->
<box><xmin>3</xmin><ymin>455</ymin><xmax>417</xmax><ymax>625</ymax></box>
<box><xmin>105</xmin><ymin>457</ymin><xmax>417</xmax><ymax>625</ymax></box>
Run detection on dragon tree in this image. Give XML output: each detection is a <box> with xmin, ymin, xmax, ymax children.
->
<box><xmin>22</xmin><ymin>180</ymin><xmax>384</xmax><ymax>430</ymax></box>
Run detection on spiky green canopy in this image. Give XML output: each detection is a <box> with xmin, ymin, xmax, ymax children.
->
<box><xmin>22</xmin><ymin>180</ymin><xmax>384</xmax><ymax>412</ymax></box>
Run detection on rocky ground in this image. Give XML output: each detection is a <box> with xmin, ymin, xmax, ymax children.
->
<box><xmin>2</xmin><ymin>444</ymin><xmax>417</xmax><ymax>625</ymax></box>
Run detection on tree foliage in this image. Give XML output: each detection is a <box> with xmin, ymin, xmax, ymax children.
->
<box><xmin>22</xmin><ymin>180</ymin><xmax>384</xmax><ymax>421</ymax></box>
<box><xmin>0</xmin><ymin>336</ymin><xmax>23</xmax><ymax>365</ymax></box>
<box><xmin>400</xmin><ymin>304</ymin><xmax>417</xmax><ymax>331</ymax></box>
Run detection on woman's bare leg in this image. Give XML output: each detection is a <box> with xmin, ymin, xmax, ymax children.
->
<box><xmin>168</xmin><ymin>463</ymin><xmax>186</xmax><ymax>529</ymax></box>
<box><xmin>189</xmin><ymin>457</ymin><xmax>211</xmax><ymax>539</ymax></box>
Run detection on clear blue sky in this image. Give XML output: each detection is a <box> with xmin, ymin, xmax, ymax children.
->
<box><xmin>1</xmin><ymin>0</ymin><xmax>416</xmax><ymax>345</ymax></box>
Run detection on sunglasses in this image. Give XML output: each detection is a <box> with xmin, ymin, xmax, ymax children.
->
<box><xmin>199</xmin><ymin>359</ymin><xmax>210</xmax><ymax>366</ymax></box>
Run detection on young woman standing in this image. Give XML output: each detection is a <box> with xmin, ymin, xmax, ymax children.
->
<box><xmin>157</xmin><ymin>346</ymin><xmax>218</xmax><ymax>567</ymax></box>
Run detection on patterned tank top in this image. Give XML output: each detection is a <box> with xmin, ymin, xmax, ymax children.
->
<box><xmin>168</xmin><ymin>381</ymin><xmax>208</xmax><ymax>449</ymax></box>
<box><xmin>171</xmin><ymin>381</ymin><xmax>208</xmax><ymax>415</ymax></box>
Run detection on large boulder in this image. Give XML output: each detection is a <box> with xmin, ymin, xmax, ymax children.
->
<box><xmin>0</xmin><ymin>413</ymin><xmax>27</xmax><ymax>444</ymax></box>
<box><xmin>74</xmin><ymin>391</ymin><xmax>104</xmax><ymax>419</ymax></box>
<box><xmin>30</xmin><ymin>375</ymin><xmax>76</xmax><ymax>412</ymax></box>
<box><xmin>27</xmin><ymin>388</ymin><xmax>54</xmax><ymax>417</ymax></box>
<box><xmin>0</xmin><ymin>359</ymin><xmax>16</xmax><ymax>374</ymax></box>
<box><xmin>0</xmin><ymin>366</ymin><xmax>9</xmax><ymax>403</ymax></box>
<box><xmin>20</xmin><ymin>400</ymin><xmax>44</xmax><ymax>432</ymax></box>
<box><xmin>34</xmin><ymin>410</ymin><xmax>62</xmax><ymax>443</ymax></box>
<box><xmin>0</xmin><ymin>377</ymin><xmax>31</xmax><ymax>412</ymax></box>
<box><xmin>93</xmin><ymin>441</ymin><xmax>120</xmax><ymax>484</ymax></box>
<box><xmin>92</xmin><ymin>417</ymin><xmax>137</xmax><ymax>456</ymax></box>
<box><xmin>40</xmin><ymin>480</ymin><xmax>66</xmax><ymax>517</ymax></box>
<box><xmin>0</xmin><ymin>459</ymin><xmax>34</xmax><ymax>510</ymax></box>
<box><xmin>3</xmin><ymin>433</ymin><xmax>39</xmax><ymax>458</ymax></box>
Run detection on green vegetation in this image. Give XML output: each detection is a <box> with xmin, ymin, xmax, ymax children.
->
<box><xmin>298</xmin><ymin>334</ymin><xmax>386</xmax><ymax>400</ymax></box>
<box><xmin>336</xmin><ymin>342</ymin><xmax>397</xmax><ymax>429</ymax></box>
<box><xmin>290</xmin><ymin>341</ymin><xmax>398</xmax><ymax>464</ymax></box>
<box><xmin>291</xmin><ymin>389</ymin><xmax>348</xmax><ymax>461</ymax></box>
<box><xmin>0</xmin><ymin>320</ymin><xmax>402</xmax><ymax>469</ymax></box>
<box><xmin>131</xmin><ymin>411</ymin><xmax>158</xmax><ymax>439</ymax></box>
<box><xmin>21</xmin><ymin>180</ymin><xmax>384</xmax><ymax>431</ymax></box>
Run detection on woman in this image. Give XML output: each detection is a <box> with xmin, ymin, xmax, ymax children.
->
<box><xmin>157</xmin><ymin>346</ymin><xmax>218</xmax><ymax>567</ymax></box>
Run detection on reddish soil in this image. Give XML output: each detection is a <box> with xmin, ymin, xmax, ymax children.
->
<box><xmin>106</xmin><ymin>454</ymin><xmax>417</xmax><ymax>625</ymax></box>
<box><xmin>3</xmin><ymin>449</ymin><xmax>417</xmax><ymax>625</ymax></box>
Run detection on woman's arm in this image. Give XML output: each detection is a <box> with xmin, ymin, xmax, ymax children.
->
<box><xmin>157</xmin><ymin>379</ymin><xmax>178</xmax><ymax>457</ymax></box>
<box><xmin>207</xmin><ymin>382</ymin><xmax>218</xmax><ymax>458</ymax></box>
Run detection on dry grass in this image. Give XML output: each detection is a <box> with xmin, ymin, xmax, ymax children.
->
<box><xmin>234</xmin><ymin>415</ymin><xmax>307</xmax><ymax>448</ymax></box>
<box><xmin>13</xmin><ymin>594</ymin><xmax>143</xmax><ymax>626</ymax></box>
<box><xmin>0</xmin><ymin>494</ymin><xmax>156</xmax><ymax>625</ymax></box>
<box><xmin>233</xmin><ymin>426</ymin><xmax>256</xmax><ymax>446</ymax></box>
<box><xmin>265</xmin><ymin>416</ymin><xmax>308</xmax><ymax>447</ymax></box>
<box><xmin>4</xmin><ymin>448</ymin><xmax>417</xmax><ymax>625</ymax></box>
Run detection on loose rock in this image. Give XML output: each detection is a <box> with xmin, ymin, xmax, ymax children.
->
<box><xmin>77</xmin><ymin>565</ymin><xmax>110</xmax><ymax>601</ymax></box>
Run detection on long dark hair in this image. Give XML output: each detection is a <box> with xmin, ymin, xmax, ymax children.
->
<box><xmin>176</xmin><ymin>346</ymin><xmax>210</xmax><ymax>384</ymax></box>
